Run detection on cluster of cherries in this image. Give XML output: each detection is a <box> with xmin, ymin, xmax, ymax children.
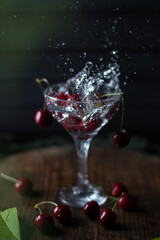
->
<box><xmin>34</xmin><ymin>182</ymin><xmax>135</xmax><ymax>232</ymax></box>
<box><xmin>35</xmin><ymin>78</ymin><xmax>130</xmax><ymax>147</ymax></box>
<box><xmin>0</xmin><ymin>174</ymin><xmax>135</xmax><ymax>232</ymax></box>
<box><xmin>84</xmin><ymin>183</ymin><xmax>135</xmax><ymax>228</ymax></box>
<box><xmin>34</xmin><ymin>201</ymin><xmax>72</xmax><ymax>233</ymax></box>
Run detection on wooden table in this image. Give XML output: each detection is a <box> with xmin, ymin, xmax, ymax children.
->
<box><xmin>0</xmin><ymin>145</ymin><xmax>160</xmax><ymax>240</ymax></box>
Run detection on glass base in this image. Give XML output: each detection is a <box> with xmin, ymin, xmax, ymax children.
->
<box><xmin>59</xmin><ymin>184</ymin><xmax>107</xmax><ymax>208</ymax></box>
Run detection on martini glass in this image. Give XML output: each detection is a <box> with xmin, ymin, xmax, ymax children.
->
<box><xmin>44</xmin><ymin>83</ymin><xmax>121</xmax><ymax>208</ymax></box>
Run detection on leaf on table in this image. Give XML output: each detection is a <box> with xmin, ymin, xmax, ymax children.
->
<box><xmin>0</xmin><ymin>207</ymin><xmax>21</xmax><ymax>240</ymax></box>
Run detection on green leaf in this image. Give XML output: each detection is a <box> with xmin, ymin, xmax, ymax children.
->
<box><xmin>152</xmin><ymin>237</ymin><xmax>160</xmax><ymax>240</ymax></box>
<box><xmin>0</xmin><ymin>208</ymin><xmax>21</xmax><ymax>240</ymax></box>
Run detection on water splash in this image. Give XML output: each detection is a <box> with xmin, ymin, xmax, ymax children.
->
<box><xmin>67</xmin><ymin>61</ymin><xmax>121</xmax><ymax>102</ymax></box>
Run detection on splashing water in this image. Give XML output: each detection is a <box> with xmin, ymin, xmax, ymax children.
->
<box><xmin>66</xmin><ymin>61</ymin><xmax>121</xmax><ymax>102</ymax></box>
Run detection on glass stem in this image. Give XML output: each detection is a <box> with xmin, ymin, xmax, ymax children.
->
<box><xmin>74</xmin><ymin>138</ymin><xmax>92</xmax><ymax>186</ymax></box>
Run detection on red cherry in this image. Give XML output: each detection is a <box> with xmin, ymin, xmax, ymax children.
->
<box><xmin>57</xmin><ymin>92</ymin><xmax>68</xmax><ymax>100</ymax></box>
<box><xmin>15</xmin><ymin>178</ymin><xmax>33</xmax><ymax>195</ymax></box>
<box><xmin>99</xmin><ymin>208</ymin><xmax>117</xmax><ymax>227</ymax></box>
<box><xmin>79</xmin><ymin>118</ymin><xmax>102</xmax><ymax>132</ymax></box>
<box><xmin>105</xmin><ymin>101</ymin><xmax>120</xmax><ymax>120</ymax></box>
<box><xmin>53</xmin><ymin>204</ymin><xmax>72</xmax><ymax>224</ymax></box>
<box><xmin>112</xmin><ymin>183</ymin><xmax>128</xmax><ymax>197</ymax></box>
<box><xmin>112</xmin><ymin>129</ymin><xmax>130</xmax><ymax>148</ymax></box>
<box><xmin>35</xmin><ymin>109</ymin><xmax>52</xmax><ymax>127</ymax></box>
<box><xmin>83</xmin><ymin>201</ymin><xmax>100</xmax><ymax>219</ymax></box>
<box><xmin>67</xmin><ymin>94</ymin><xmax>80</xmax><ymax>102</ymax></box>
<box><xmin>118</xmin><ymin>193</ymin><xmax>135</xmax><ymax>210</ymax></box>
<box><xmin>35</xmin><ymin>213</ymin><xmax>54</xmax><ymax>232</ymax></box>
<box><xmin>62</xmin><ymin>114</ymin><xmax>81</xmax><ymax>131</ymax></box>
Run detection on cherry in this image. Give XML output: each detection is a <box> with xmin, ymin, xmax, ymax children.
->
<box><xmin>0</xmin><ymin>172</ymin><xmax>33</xmax><ymax>195</ymax></box>
<box><xmin>112</xmin><ymin>183</ymin><xmax>128</xmax><ymax>197</ymax></box>
<box><xmin>67</xmin><ymin>94</ymin><xmax>80</xmax><ymax>102</ymax></box>
<box><xmin>112</xmin><ymin>129</ymin><xmax>130</xmax><ymax>148</ymax></box>
<box><xmin>53</xmin><ymin>204</ymin><xmax>72</xmax><ymax>224</ymax></box>
<box><xmin>35</xmin><ymin>109</ymin><xmax>52</xmax><ymax>127</ymax></box>
<box><xmin>79</xmin><ymin>118</ymin><xmax>102</xmax><ymax>132</ymax></box>
<box><xmin>34</xmin><ymin>201</ymin><xmax>72</xmax><ymax>225</ymax></box>
<box><xmin>83</xmin><ymin>200</ymin><xmax>100</xmax><ymax>219</ymax></box>
<box><xmin>15</xmin><ymin>178</ymin><xmax>33</xmax><ymax>195</ymax></box>
<box><xmin>62</xmin><ymin>114</ymin><xmax>81</xmax><ymax>131</ymax></box>
<box><xmin>35</xmin><ymin>213</ymin><xmax>54</xmax><ymax>232</ymax></box>
<box><xmin>99</xmin><ymin>208</ymin><xmax>117</xmax><ymax>228</ymax></box>
<box><xmin>105</xmin><ymin>101</ymin><xmax>120</xmax><ymax>120</ymax></box>
<box><xmin>118</xmin><ymin>193</ymin><xmax>135</xmax><ymax>210</ymax></box>
<box><xmin>57</xmin><ymin>92</ymin><xmax>68</xmax><ymax>100</ymax></box>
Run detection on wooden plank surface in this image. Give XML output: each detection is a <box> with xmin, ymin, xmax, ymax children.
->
<box><xmin>0</xmin><ymin>145</ymin><xmax>160</xmax><ymax>240</ymax></box>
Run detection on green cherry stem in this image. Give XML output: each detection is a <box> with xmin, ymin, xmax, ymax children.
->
<box><xmin>99</xmin><ymin>92</ymin><xmax>124</xmax><ymax>99</ymax></box>
<box><xmin>34</xmin><ymin>201</ymin><xmax>58</xmax><ymax>214</ymax></box>
<box><xmin>112</xmin><ymin>199</ymin><xmax>119</xmax><ymax>211</ymax></box>
<box><xmin>120</xmin><ymin>93</ymin><xmax>125</xmax><ymax>134</ymax></box>
<box><xmin>0</xmin><ymin>172</ymin><xmax>17</xmax><ymax>183</ymax></box>
<box><xmin>35</xmin><ymin>78</ymin><xmax>50</xmax><ymax>110</ymax></box>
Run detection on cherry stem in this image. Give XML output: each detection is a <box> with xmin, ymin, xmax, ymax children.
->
<box><xmin>106</xmin><ymin>195</ymin><xmax>118</xmax><ymax>201</ymax></box>
<box><xmin>34</xmin><ymin>201</ymin><xmax>58</xmax><ymax>214</ymax></box>
<box><xmin>112</xmin><ymin>199</ymin><xmax>119</xmax><ymax>211</ymax></box>
<box><xmin>120</xmin><ymin>93</ymin><xmax>125</xmax><ymax>133</ymax></box>
<box><xmin>0</xmin><ymin>172</ymin><xmax>17</xmax><ymax>183</ymax></box>
<box><xmin>35</xmin><ymin>78</ymin><xmax>50</xmax><ymax>110</ymax></box>
<box><xmin>100</xmin><ymin>92</ymin><xmax>124</xmax><ymax>99</ymax></box>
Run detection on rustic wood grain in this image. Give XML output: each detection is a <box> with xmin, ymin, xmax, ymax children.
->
<box><xmin>0</xmin><ymin>145</ymin><xmax>160</xmax><ymax>240</ymax></box>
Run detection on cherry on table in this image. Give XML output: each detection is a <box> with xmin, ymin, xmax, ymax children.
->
<box><xmin>15</xmin><ymin>177</ymin><xmax>33</xmax><ymax>195</ymax></box>
<box><xmin>35</xmin><ymin>213</ymin><xmax>54</xmax><ymax>232</ymax></box>
<box><xmin>112</xmin><ymin>129</ymin><xmax>130</xmax><ymax>148</ymax></box>
<box><xmin>112</xmin><ymin>182</ymin><xmax>128</xmax><ymax>197</ymax></box>
<box><xmin>35</xmin><ymin>109</ymin><xmax>52</xmax><ymax>127</ymax></box>
<box><xmin>99</xmin><ymin>208</ymin><xmax>117</xmax><ymax>228</ymax></box>
<box><xmin>83</xmin><ymin>200</ymin><xmax>100</xmax><ymax>219</ymax></box>
<box><xmin>118</xmin><ymin>193</ymin><xmax>135</xmax><ymax>210</ymax></box>
<box><xmin>53</xmin><ymin>204</ymin><xmax>72</xmax><ymax>224</ymax></box>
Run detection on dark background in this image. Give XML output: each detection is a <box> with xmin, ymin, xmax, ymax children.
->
<box><xmin>0</xmin><ymin>0</ymin><xmax>160</xmax><ymax>150</ymax></box>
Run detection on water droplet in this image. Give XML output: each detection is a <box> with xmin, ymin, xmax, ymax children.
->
<box><xmin>99</xmin><ymin>57</ymin><xmax>103</xmax><ymax>62</ymax></box>
<box><xmin>13</xmin><ymin>15</ymin><xmax>17</xmax><ymax>18</ymax></box>
<box><xmin>112</xmin><ymin>50</ymin><xmax>117</xmax><ymax>55</ymax></box>
<box><xmin>112</xmin><ymin>26</ymin><xmax>116</xmax><ymax>32</ymax></box>
<box><xmin>62</xmin><ymin>42</ymin><xmax>66</xmax><ymax>46</ymax></box>
<box><xmin>129</xmin><ymin>30</ymin><xmax>132</xmax><ymax>34</ymax></box>
<box><xmin>48</xmin><ymin>38</ymin><xmax>52</xmax><ymax>42</ymax></box>
<box><xmin>83</xmin><ymin>52</ymin><xmax>87</xmax><ymax>58</ymax></box>
<box><xmin>70</xmin><ymin>68</ymin><xmax>74</xmax><ymax>72</ymax></box>
<box><xmin>41</xmin><ymin>16</ymin><xmax>45</xmax><ymax>19</ymax></box>
<box><xmin>85</xmin><ymin>62</ymin><xmax>93</xmax><ymax>70</ymax></box>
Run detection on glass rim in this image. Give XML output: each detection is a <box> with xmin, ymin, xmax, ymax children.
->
<box><xmin>44</xmin><ymin>83</ymin><xmax>121</xmax><ymax>104</ymax></box>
